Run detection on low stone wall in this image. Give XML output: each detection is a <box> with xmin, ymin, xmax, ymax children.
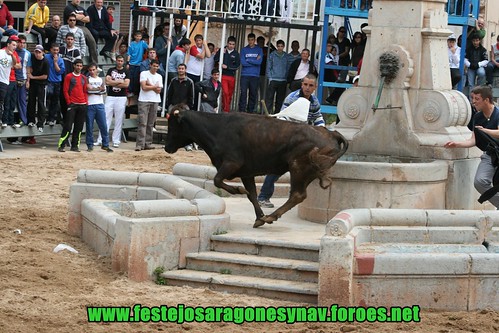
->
<box><xmin>68</xmin><ymin>170</ymin><xmax>229</xmax><ymax>281</ymax></box>
<box><xmin>172</xmin><ymin>163</ymin><xmax>291</xmax><ymax>197</ymax></box>
<box><xmin>319</xmin><ymin>209</ymin><xmax>499</xmax><ymax>310</ymax></box>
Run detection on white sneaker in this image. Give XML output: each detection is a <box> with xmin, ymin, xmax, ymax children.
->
<box><xmin>258</xmin><ymin>199</ymin><xmax>274</xmax><ymax>208</ymax></box>
<box><xmin>28</xmin><ymin>122</ymin><xmax>35</xmax><ymax>127</ymax></box>
<box><xmin>184</xmin><ymin>144</ymin><xmax>193</xmax><ymax>151</ymax></box>
<box><xmin>48</xmin><ymin>121</ymin><xmax>55</xmax><ymax>126</ymax></box>
<box><xmin>10</xmin><ymin>140</ymin><xmax>22</xmax><ymax>145</ymax></box>
<box><xmin>38</xmin><ymin>127</ymin><xmax>43</xmax><ymax>133</ymax></box>
<box><xmin>12</xmin><ymin>123</ymin><xmax>21</xmax><ymax>128</ymax></box>
<box><xmin>1</xmin><ymin>122</ymin><xmax>6</xmax><ymax>128</ymax></box>
<box><xmin>113</xmin><ymin>143</ymin><xmax>119</xmax><ymax>148</ymax></box>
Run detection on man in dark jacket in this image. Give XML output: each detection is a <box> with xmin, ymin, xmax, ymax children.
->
<box><xmin>86</xmin><ymin>0</ymin><xmax>117</xmax><ymax>61</ymax></box>
<box><xmin>287</xmin><ymin>49</ymin><xmax>317</xmax><ymax>92</ymax></box>
<box><xmin>214</xmin><ymin>36</ymin><xmax>240</xmax><ymax>113</ymax></box>
<box><xmin>195</xmin><ymin>68</ymin><xmax>221</xmax><ymax>113</ymax></box>
<box><xmin>167</xmin><ymin>63</ymin><xmax>194</xmax><ymax>111</ymax></box>
<box><xmin>465</xmin><ymin>34</ymin><xmax>488</xmax><ymax>89</ymax></box>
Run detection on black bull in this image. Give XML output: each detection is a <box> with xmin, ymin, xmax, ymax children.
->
<box><xmin>164</xmin><ymin>106</ymin><xmax>349</xmax><ymax>228</ymax></box>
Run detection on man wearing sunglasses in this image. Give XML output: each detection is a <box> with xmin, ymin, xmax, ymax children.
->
<box><xmin>56</xmin><ymin>14</ymin><xmax>87</xmax><ymax>58</ymax></box>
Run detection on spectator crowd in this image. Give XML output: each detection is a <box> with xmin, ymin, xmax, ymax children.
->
<box><xmin>0</xmin><ymin>0</ymin><xmax>496</xmax><ymax>153</ymax></box>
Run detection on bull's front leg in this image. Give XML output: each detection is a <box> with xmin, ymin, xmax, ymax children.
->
<box><xmin>213</xmin><ymin>162</ymin><xmax>248</xmax><ymax>195</ymax></box>
<box><xmin>239</xmin><ymin>177</ymin><xmax>265</xmax><ymax>227</ymax></box>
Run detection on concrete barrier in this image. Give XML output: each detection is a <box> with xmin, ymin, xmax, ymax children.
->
<box><xmin>69</xmin><ymin>170</ymin><xmax>229</xmax><ymax>281</ymax></box>
<box><xmin>319</xmin><ymin>209</ymin><xmax>499</xmax><ymax>311</ymax></box>
<box><xmin>172</xmin><ymin>163</ymin><xmax>291</xmax><ymax>197</ymax></box>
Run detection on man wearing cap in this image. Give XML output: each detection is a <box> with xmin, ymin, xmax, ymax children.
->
<box><xmin>0</xmin><ymin>36</ymin><xmax>20</xmax><ymax>128</ymax></box>
<box><xmin>447</xmin><ymin>34</ymin><xmax>461</xmax><ymax>89</ymax></box>
<box><xmin>27</xmin><ymin>44</ymin><xmax>49</xmax><ymax>132</ymax></box>
<box><xmin>24</xmin><ymin>0</ymin><xmax>49</xmax><ymax>48</ymax></box>
<box><xmin>45</xmin><ymin>43</ymin><xmax>65</xmax><ymax>126</ymax></box>
<box><xmin>0</xmin><ymin>0</ymin><xmax>18</xmax><ymax>39</ymax></box>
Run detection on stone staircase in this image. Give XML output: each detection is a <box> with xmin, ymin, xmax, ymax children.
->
<box><xmin>161</xmin><ymin>233</ymin><xmax>320</xmax><ymax>304</ymax></box>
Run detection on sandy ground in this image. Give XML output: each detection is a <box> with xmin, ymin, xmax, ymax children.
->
<box><xmin>0</xmin><ymin>135</ymin><xmax>497</xmax><ymax>333</ymax></box>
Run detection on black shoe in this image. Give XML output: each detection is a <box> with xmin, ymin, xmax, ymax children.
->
<box><xmin>101</xmin><ymin>146</ymin><xmax>114</xmax><ymax>152</ymax></box>
<box><xmin>70</xmin><ymin>147</ymin><xmax>81</xmax><ymax>152</ymax></box>
<box><xmin>58</xmin><ymin>146</ymin><xmax>65</xmax><ymax>152</ymax></box>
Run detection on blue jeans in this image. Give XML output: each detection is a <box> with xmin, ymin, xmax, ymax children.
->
<box><xmin>47</xmin><ymin>81</ymin><xmax>61</xmax><ymax>122</ymax></box>
<box><xmin>17</xmin><ymin>82</ymin><xmax>27</xmax><ymax>124</ymax></box>
<box><xmin>239</xmin><ymin>75</ymin><xmax>259</xmax><ymax>113</ymax></box>
<box><xmin>467</xmin><ymin>67</ymin><xmax>486</xmax><ymax>89</ymax></box>
<box><xmin>258</xmin><ymin>174</ymin><xmax>281</xmax><ymax>201</ymax></box>
<box><xmin>3</xmin><ymin>82</ymin><xmax>17</xmax><ymax>125</ymax></box>
<box><xmin>485</xmin><ymin>61</ymin><xmax>498</xmax><ymax>85</ymax></box>
<box><xmin>0</xmin><ymin>26</ymin><xmax>18</xmax><ymax>39</ymax></box>
<box><xmin>86</xmin><ymin>104</ymin><xmax>110</xmax><ymax>148</ymax></box>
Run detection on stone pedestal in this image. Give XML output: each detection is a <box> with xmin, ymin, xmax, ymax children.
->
<box><xmin>300</xmin><ymin>0</ymin><xmax>489</xmax><ymax>223</ymax></box>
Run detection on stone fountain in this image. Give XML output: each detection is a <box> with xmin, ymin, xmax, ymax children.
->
<box><xmin>299</xmin><ymin>0</ymin><xmax>487</xmax><ymax>223</ymax></box>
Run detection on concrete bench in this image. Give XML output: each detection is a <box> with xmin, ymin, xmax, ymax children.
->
<box><xmin>0</xmin><ymin>118</ymin><xmax>138</xmax><ymax>152</ymax></box>
<box><xmin>1</xmin><ymin>34</ymin><xmax>38</xmax><ymax>44</ymax></box>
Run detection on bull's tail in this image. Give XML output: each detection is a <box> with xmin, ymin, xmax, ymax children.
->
<box><xmin>310</xmin><ymin>130</ymin><xmax>349</xmax><ymax>189</ymax></box>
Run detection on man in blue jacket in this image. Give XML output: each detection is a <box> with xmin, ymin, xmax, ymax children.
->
<box><xmin>238</xmin><ymin>33</ymin><xmax>262</xmax><ymax>113</ymax></box>
<box><xmin>265</xmin><ymin>39</ymin><xmax>289</xmax><ymax>114</ymax></box>
<box><xmin>45</xmin><ymin>43</ymin><xmax>65</xmax><ymax>125</ymax></box>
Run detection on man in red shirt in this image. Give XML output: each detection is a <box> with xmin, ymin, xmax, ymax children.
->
<box><xmin>59</xmin><ymin>58</ymin><xmax>87</xmax><ymax>152</ymax></box>
<box><xmin>3</xmin><ymin>35</ymin><xmax>20</xmax><ymax>128</ymax></box>
<box><xmin>0</xmin><ymin>0</ymin><xmax>18</xmax><ymax>39</ymax></box>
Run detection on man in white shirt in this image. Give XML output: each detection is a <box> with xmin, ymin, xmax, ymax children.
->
<box><xmin>86</xmin><ymin>63</ymin><xmax>113</xmax><ymax>152</ymax></box>
<box><xmin>136</xmin><ymin>59</ymin><xmax>163</xmax><ymax>151</ymax></box>
<box><xmin>0</xmin><ymin>37</ymin><xmax>19</xmax><ymax>127</ymax></box>
<box><xmin>447</xmin><ymin>34</ymin><xmax>461</xmax><ymax>89</ymax></box>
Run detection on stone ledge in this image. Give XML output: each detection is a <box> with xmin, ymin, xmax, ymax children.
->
<box><xmin>69</xmin><ymin>170</ymin><xmax>230</xmax><ymax>282</ymax></box>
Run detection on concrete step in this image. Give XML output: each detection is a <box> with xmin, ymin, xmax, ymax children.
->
<box><xmin>210</xmin><ymin>234</ymin><xmax>320</xmax><ymax>262</ymax></box>
<box><xmin>161</xmin><ymin>269</ymin><xmax>318</xmax><ymax>303</ymax></box>
<box><xmin>186</xmin><ymin>251</ymin><xmax>318</xmax><ymax>283</ymax></box>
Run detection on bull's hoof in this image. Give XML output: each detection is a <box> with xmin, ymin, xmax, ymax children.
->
<box><xmin>253</xmin><ymin>219</ymin><xmax>266</xmax><ymax>228</ymax></box>
<box><xmin>261</xmin><ymin>215</ymin><xmax>275</xmax><ymax>224</ymax></box>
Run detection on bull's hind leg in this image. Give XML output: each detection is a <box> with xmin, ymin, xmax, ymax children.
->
<box><xmin>239</xmin><ymin>177</ymin><xmax>265</xmax><ymax>227</ymax></box>
<box><xmin>213</xmin><ymin>162</ymin><xmax>248</xmax><ymax>195</ymax></box>
<box><xmin>258</xmin><ymin>172</ymin><xmax>316</xmax><ymax>226</ymax></box>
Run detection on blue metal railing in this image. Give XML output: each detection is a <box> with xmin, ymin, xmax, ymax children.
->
<box><xmin>318</xmin><ymin>0</ymin><xmax>481</xmax><ymax>114</ymax></box>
